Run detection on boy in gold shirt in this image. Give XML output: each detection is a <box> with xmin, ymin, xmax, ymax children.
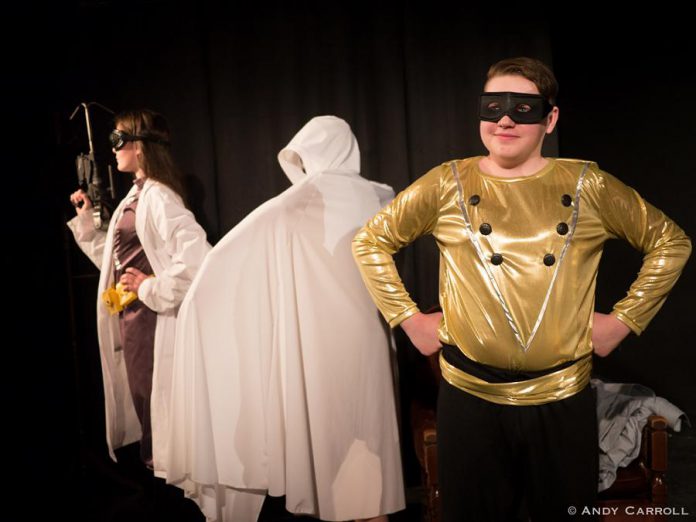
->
<box><xmin>353</xmin><ymin>57</ymin><xmax>691</xmax><ymax>521</ymax></box>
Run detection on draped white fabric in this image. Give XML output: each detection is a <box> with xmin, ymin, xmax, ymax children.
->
<box><xmin>166</xmin><ymin>116</ymin><xmax>405</xmax><ymax>521</ymax></box>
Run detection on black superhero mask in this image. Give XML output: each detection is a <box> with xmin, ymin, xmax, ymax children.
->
<box><xmin>479</xmin><ymin>92</ymin><xmax>553</xmax><ymax>124</ymax></box>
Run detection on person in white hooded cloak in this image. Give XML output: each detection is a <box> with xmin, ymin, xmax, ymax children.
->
<box><xmin>166</xmin><ymin>116</ymin><xmax>405</xmax><ymax>521</ymax></box>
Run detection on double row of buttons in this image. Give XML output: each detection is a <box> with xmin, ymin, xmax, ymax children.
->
<box><xmin>468</xmin><ymin>193</ymin><xmax>573</xmax><ymax>266</ymax></box>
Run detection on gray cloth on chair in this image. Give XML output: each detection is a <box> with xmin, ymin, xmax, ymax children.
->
<box><xmin>592</xmin><ymin>378</ymin><xmax>687</xmax><ymax>492</ymax></box>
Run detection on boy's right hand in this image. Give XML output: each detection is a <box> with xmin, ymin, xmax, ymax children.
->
<box><xmin>70</xmin><ymin>189</ymin><xmax>92</xmax><ymax>216</ymax></box>
<box><xmin>401</xmin><ymin>311</ymin><xmax>443</xmax><ymax>356</ymax></box>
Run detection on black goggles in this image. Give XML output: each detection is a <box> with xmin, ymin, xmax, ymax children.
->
<box><xmin>479</xmin><ymin>92</ymin><xmax>553</xmax><ymax>124</ymax></box>
<box><xmin>109</xmin><ymin>129</ymin><xmax>170</xmax><ymax>151</ymax></box>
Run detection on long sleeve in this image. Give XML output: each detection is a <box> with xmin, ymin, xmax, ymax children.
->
<box><xmin>596</xmin><ymin>171</ymin><xmax>692</xmax><ymax>334</ymax></box>
<box><xmin>352</xmin><ymin>166</ymin><xmax>441</xmax><ymax>327</ymax></box>
<box><xmin>66</xmin><ymin>211</ymin><xmax>107</xmax><ymax>269</ymax></box>
<box><xmin>137</xmin><ymin>188</ymin><xmax>210</xmax><ymax>313</ymax></box>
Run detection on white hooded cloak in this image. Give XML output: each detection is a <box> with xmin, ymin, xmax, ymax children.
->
<box><xmin>166</xmin><ymin>116</ymin><xmax>405</xmax><ymax>521</ymax></box>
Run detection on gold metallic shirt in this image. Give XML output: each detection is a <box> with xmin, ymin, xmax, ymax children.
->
<box><xmin>353</xmin><ymin>157</ymin><xmax>691</xmax><ymax>372</ymax></box>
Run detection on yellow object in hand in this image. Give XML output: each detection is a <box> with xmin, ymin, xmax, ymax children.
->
<box><xmin>101</xmin><ymin>283</ymin><xmax>138</xmax><ymax>315</ymax></box>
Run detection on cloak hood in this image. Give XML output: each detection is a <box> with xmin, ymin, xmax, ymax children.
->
<box><xmin>278</xmin><ymin>115</ymin><xmax>360</xmax><ymax>185</ymax></box>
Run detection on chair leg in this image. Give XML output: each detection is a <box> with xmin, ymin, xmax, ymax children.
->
<box><xmin>423</xmin><ymin>429</ymin><xmax>440</xmax><ymax>522</ymax></box>
<box><xmin>646</xmin><ymin>416</ymin><xmax>668</xmax><ymax>506</ymax></box>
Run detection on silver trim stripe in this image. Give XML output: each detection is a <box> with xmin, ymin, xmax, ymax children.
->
<box><xmin>450</xmin><ymin>161</ymin><xmax>589</xmax><ymax>352</ymax></box>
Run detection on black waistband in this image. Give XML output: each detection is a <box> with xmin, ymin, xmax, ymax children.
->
<box><xmin>441</xmin><ymin>344</ymin><xmax>577</xmax><ymax>384</ymax></box>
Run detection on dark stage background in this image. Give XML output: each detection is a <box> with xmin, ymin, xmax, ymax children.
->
<box><xmin>4</xmin><ymin>2</ymin><xmax>694</xmax><ymax>520</ymax></box>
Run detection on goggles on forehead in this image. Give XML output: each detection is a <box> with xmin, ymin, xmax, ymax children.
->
<box><xmin>108</xmin><ymin>129</ymin><xmax>170</xmax><ymax>151</ymax></box>
<box><xmin>479</xmin><ymin>92</ymin><xmax>553</xmax><ymax>124</ymax></box>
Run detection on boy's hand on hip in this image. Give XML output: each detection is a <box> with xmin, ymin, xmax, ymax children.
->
<box><xmin>592</xmin><ymin>312</ymin><xmax>631</xmax><ymax>357</ymax></box>
<box><xmin>401</xmin><ymin>312</ymin><xmax>444</xmax><ymax>356</ymax></box>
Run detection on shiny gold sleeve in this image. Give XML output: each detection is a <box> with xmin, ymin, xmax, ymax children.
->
<box><xmin>594</xmin><ymin>170</ymin><xmax>692</xmax><ymax>334</ymax></box>
<box><xmin>353</xmin><ymin>167</ymin><xmax>442</xmax><ymax>327</ymax></box>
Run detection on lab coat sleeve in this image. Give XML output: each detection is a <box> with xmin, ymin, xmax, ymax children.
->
<box><xmin>137</xmin><ymin>188</ymin><xmax>211</xmax><ymax>313</ymax></box>
<box><xmin>66</xmin><ymin>210</ymin><xmax>107</xmax><ymax>269</ymax></box>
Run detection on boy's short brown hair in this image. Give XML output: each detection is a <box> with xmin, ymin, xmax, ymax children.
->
<box><xmin>487</xmin><ymin>57</ymin><xmax>558</xmax><ymax>105</ymax></box>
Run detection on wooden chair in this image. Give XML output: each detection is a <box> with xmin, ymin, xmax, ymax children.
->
<box><xmin>409</xmin><ymin>353</ymin><xmax>441</xmax><ymax>522</ymax></box>
<box><xmin>410</xmin><ymin>352</ymin><xmax>669</xmax><ymax>522</ymax></box>
<box><xmin>597</xmin><ymin>415</ymin><xmax>668</xmax><ymax>521</ymax></box>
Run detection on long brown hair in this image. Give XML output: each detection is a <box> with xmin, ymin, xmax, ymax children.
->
<box><xmin>114</xmin><ymin>109</ymin><xmax>186</xmax><ymax>200</ymax></box>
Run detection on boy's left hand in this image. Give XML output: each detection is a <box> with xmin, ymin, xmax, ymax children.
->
<box><xmin>592</xmin><ymin>312</ymin><xmax>631</xmax><ymax>357</ymax></box>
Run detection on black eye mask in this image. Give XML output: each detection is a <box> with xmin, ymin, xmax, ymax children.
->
<box><xmin>109</xmin><ymin>129</ymin><xmax>170</xmax><ymax>151</ymax></box>
<box><xmin>479</xmin><ymin>92</ymin><xmax>553</xmax><ymax>124</ymax></box>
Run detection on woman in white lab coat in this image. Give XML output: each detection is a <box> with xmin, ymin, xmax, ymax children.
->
<box><xmin>67</xmin><ymin>109</ymin><xmax>210</xmax><ymax>475</ymax></box>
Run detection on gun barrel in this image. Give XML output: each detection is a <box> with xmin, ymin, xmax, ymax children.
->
<box><xmin>83</xmin><ymin>103</ymin><xmax>95</xmax><ymax>154</ymax></box>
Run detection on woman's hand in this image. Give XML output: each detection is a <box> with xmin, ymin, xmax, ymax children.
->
<box><xmin>120</xmin><ymin>267</ymin><xmax>150</xmax><ymax>294</ymax></box>
<box><xmin>592</xmin><ymin>312</ymin><xmax>631</xmax><ymax>357</ymax></box>
<box><xmin>401</xmin><ymin>311</ymin><xmax>444</xmax><ymax>356</ymax></box>
<box><xmin>69</xmin><ymin>189</ymin><xmax>92</xmax><ymax>216</ymax></box>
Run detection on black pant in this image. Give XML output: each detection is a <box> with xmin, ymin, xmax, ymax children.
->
<box><xmin>437</xmin><ymin>346</ymin><xmax>598</xmax><ymax>522</ymax></box>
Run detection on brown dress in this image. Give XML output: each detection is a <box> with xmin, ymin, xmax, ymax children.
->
<box><xmin>112</xmin><ymin>177</ymin><xmax>157</xmax><ymax>462</ymax></box>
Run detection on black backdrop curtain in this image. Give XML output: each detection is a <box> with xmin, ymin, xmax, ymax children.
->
<box><xmin>49</xmin><ymin>0</ymin><xmax>559</xmax><ymax>310</ymax></box>
<box><xmin>4</xmin><ymin>1</ymin><xmax>694</xmax><ymax>516</ymax></box>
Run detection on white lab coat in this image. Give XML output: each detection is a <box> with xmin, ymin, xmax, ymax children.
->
<box><xmin>67</xmin><ymin>178</ymin><xmax>210</xmax><ymax>477</ymax></box>
<box><xmin>166</xmin><ymin>116</ymin><xmax>405</xmax><ymax>521</ymax></box>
